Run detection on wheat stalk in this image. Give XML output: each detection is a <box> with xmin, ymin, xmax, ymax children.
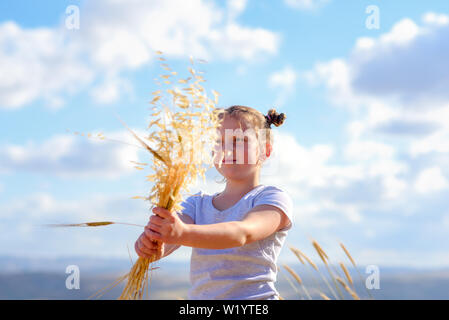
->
<box><xmin>336</xmin><ymin>277</ymin><xmax>360</xmax><ymax>300</ymax></box>
<box><xmin>311</xmin><ymin>239</ymin><xmax>344</xmax><ymax>300</ymax></box>
<box><xmin>45</xmin><ymin>222</ymin><xmax>145</xmax><ymax>228</ymax></box>
<box><xmin>289</xmin><ymin>246</ymin><xmax>325</xmax><ymax>297</ymax></box>
<box><xmin>278</xmin><ymin>266</ymin><xmax>304</xmax><ymax>300</ymax></box>
<box><xmin>339</xmin><ymin>261</ymin><xmax>354</xmax><ymax>287</ymax></box>
<box><xmin>340</xmin><ymin>242</ymin><xmax>373</xmax><ymax>300</ymax></box>
<box><xmin>319</xmin><ymin>292</ymin><xmax>331</xmax><ymax>300</ymax></box>
<box><xmin>283</xmin><ymin>264</ymin><xmax>312</xmax><ymax>300</ymax></box>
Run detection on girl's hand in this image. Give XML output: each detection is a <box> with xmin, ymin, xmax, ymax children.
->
<box><xmin>146</xmin><ymin>206</ymin><xmax>188</xmax><ymax>245</ymax></box>
<box><xmin>135</xmin><ymin>231</ymin><xmax>165</xmax><ymax>261</ymax></box>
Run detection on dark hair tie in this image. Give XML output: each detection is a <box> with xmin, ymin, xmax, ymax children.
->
<box><xmin>265</xmin><ymin>114</ymin><xmax>272</xmax><ymax>125</ymax></box>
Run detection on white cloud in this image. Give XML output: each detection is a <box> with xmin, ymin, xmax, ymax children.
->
<box><xmin>0</xmin><ymin>0</ymin><xmax>280</xmax><ymax>109</ymax></box>
<box><xmin>207</xmin><ymin>23</ymin><xmax>279</xmax><ymax>61</ymax></box>
<box><xmin>377</xmin><ymin>18</ymin><xmax>420</xmax><ymax>45</ymax></box>
<box><xmin>307</xmin><ymin>13</ymin><xmax>449</xmax><ymax>110</ymax></box>
<box><xmin>268</xmin><ymin>16</ymin><xmax>449</xmax><ymax>267</ymax></box>
<box><xmin>269</xmin><ymin>66</ymin><xmax>297</xmax><ymax>89</ymax></box>
<box><xmin>0</xmin><ymin>22</ymin><xmax>94</xmax><ymax>109</ymax></box>
<box><xmin>305</xmin><ymin>12</ymin><xmax>449</xmax><ymax>167</ymax></box>
<box><xmin>80</xmin><ymin>0</ymin><xmax>279</xmax><ymax>63</ymax></box>
<box><xmin>408</xmin><ymin>108</ymin><xmax>449</xmax><ymax>156</ymax></box>
<box><xmin>259</xmin><ymin>131</ymin><xmax>411</xmax><ymax>228</ymax></box>
<box><xmin>422</xmin><ymin>12</ymin><xmax>449</xmax><ymax>26</ymax></box>
<box><xmin>90</xmin><ymin>75</ymin><xmax>134</xmax><ymax>104</ymax></box>
<box><xmin>304</xmin><ymin>58</ymin><xmax>362</xmax><ymax>111</ymax></box>
<box><xmin>0</xmin><ymin>130</ymin><xmax>147</xmax><ymax>178</ymax></box>
<box><xmin>413</xmin><ymin>167</ymin><xmax>449</xmax><ymax>195</ymax></box>
<box><xmin>351</xmin><ymin>15</ymin><xmax>449</xmax><ymax>108</ymax></box>
<box><xmin>382</xmin><ymin>176</ymin><xmax>408</xmax><ymax>200</ymax></box>
<box><xmin>343</xmin><ymin>140</ymin><xmax>395</xmax><ymax>162</ymax></box>
<box><xmin>227</xmin><ymin>0</ymin><xmax>248</xmax><ymax>21</ymax></box>
<box><xmin>284</xmin><ymin>0</ymin><xmax>330</xmax><ymax>11</ymax></box>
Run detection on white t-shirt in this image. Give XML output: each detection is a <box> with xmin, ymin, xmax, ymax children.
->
<box><xmin>177</xmin><ymin>184</ymin><xmax>294</xmax><ymax>300</ymax></box>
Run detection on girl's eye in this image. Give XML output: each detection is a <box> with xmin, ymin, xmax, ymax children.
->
<box><xmin>214</xmin><ymin>136</ymin><xmax>248</xmax><ymax>146</ymax></box>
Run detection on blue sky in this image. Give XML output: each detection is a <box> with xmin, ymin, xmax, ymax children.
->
<box><xmin>1</xmin><ymin>0</ymin><xmax>448</xmax><ymax>269</ymax></box>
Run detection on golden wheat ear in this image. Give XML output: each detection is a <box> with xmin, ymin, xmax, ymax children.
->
<box><xmin>44</xmin><ymin>222</ymin><xmax>145</xmax><ymax>228</ymax></box>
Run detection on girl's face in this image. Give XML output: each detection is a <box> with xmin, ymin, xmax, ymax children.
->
<box><xmin>212</xmin><ymin>115</ymin><xmax>265</xmax><ymax>181</ymax></box>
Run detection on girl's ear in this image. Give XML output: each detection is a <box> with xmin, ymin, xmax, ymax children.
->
<box><xmin>265</xmin><ymin>143</ymin><xmax>272</xmax><ymax>158</ymax></box>
<box><xmin>257</xmin><ymin>143</ymin><xmax>272</xmax><ymax>165</ymax></box>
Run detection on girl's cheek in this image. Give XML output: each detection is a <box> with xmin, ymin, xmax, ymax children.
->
<box><xmin>243</xmin><ymin>143</ymin><xmax>258</xmax><ymax>165</ymax></box>
<box><xmin>212</xmin><ymin>149</ymin><xmax>224</xmax><ymax>164</ymax></box>
<box><xmin>249</xmin><ymin>146</ymin><xmax>260</xmax><ymax>165</ymax></box>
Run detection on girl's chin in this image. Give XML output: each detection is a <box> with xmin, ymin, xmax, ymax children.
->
<box><xmin>215</xmin><ymin>164</ymin><xmax>257</xmax><ymax>173</ymax></box>
<box><xmin>217</xmin><ymin>161</ymin><xmax>249</xmax><ymax>166</ymax></box>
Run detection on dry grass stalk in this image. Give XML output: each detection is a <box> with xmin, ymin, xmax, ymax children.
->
<box><xmin>336</xmin><ymin>277</ymin><xmax>360</xmax><ymax>300</ymax></box>
<box><xmin>309</xmin><ymin>263</ymin><xmax>338</xmax><ymax>299</ymax></box>
<box><xmin>312</xmin><ymin>240</ymin><xmax>328</xmax><ymax>265</ymax></box>
<box><xmin>283</xmin><ymin>264</ymin><xmax>302</xmax><ymax>285</ymax></box>
<box><xmin>46</xmin><ymin>222</ymin><xmax>144</xmax><ymax>228</ymax></box>
<box><xmin>296</xmin><ymin>250</ymin><xmax>318</xmax><ymax>271</ymax></box>
<box><xmin>289</xmin><ymin>246</ymin><xmax>305</xmax><ymax>264</ymax></box>
<box><xmin>282</xmin><ymin>264</ymin><xmax>312</xmax><ymax>300</ymax></box>
<box><xmin>311</xmin><ymin>239</ymin><xmax>344</xmax><ymax>300</ymax></box>
<box><xmin>289</xmin><ymin>245</ymin><xmax>325</xmax><ymax>296</ymax></box>
<box><xmin>319</xmin><ymin>293</ymin><xmax>331</xmax><ymax>300</ymax></box>
<box><xmin>339</xmin><ymin>262</ymin><xmax>354</xmax><ymax>286</ymax></box>
<box><xmin>340</xmin><ymin>242</ymin><xmax>356</xmax><ymax>267</ymax></box>
<box><xmin>278</xmin><ymin>266</ymin><xmax>303</xmax><ymax>299</ymax></box>
<box><xmin>340</xmin><ymin>242</ymin><xmax>373</xmax><ymax>300</ymax></box>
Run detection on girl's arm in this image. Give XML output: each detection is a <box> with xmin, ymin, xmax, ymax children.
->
<box><xmin>147</xmin><ymin>205</ymin><xmax>290</xmax><ymax>249</ymax></box>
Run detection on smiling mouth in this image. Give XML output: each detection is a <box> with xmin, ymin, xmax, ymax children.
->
<box><xmin>222</xmin><ymin>159</ymin><xmax>237</xmax><ymax>163</ymax></box>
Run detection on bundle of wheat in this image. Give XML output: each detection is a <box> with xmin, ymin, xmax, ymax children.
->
<box><xmin>52</xmin><ymin>52</ymin><xmax>224</xmax><ymax>300</ymax></box>
<box><xmin>116</xmin><ymin>53</ymin><xmax>224</xmax><ymax>300</ymax></box>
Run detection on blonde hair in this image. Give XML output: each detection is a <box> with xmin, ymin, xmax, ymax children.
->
<box><xmin>213</xmin><ymin>105</ymin><xmax>287</xmax><ymax>183</ymax></box>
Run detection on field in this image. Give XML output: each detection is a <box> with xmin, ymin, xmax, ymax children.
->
<box><xmin>1</xmin><ymin>256</ymin><xmax>448</xmax><ymax>300</ymax></box>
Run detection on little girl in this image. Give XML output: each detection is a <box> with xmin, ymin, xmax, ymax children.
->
<box><xmin>135</xmin><ymin>105</ymin><xmax>293</xmax><ymax>300</ymax></box>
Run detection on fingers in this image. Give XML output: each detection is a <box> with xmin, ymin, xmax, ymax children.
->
<box><xmin>135</xmin><ymin>238</ymin><xmax>157</xmax><ymax>259</ymax></box>
<box><xmin>149</xmin><ymin>214</ymin><xmax>164</xmax><ymax>227</ymax></box>
<box><xmin>141</xmin><ymin>232</ymin><xmax>158</xmax><ymax>249</ymax></box>
<box><xmin>146</xmin><ymin>223</ymin><xmax>162</xmax><ymax>233</ymax></box>
<box><xmin>144</xmin><ymin>225</ymin><xmax>162</xmax><ymax>241</ymax></box>
<box><xmin>152</xmin><ymin>206</ymin><xmax>174</xmax><ymax>221</ymax></box>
